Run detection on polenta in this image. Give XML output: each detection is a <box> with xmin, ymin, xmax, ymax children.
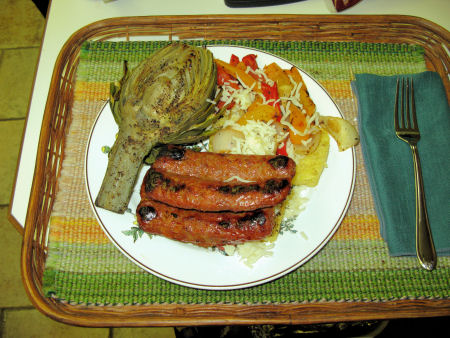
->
<box><xmin>290</xmin><ymin>131</ymin><xmax>330</xmax><ymax>187</ymax></box>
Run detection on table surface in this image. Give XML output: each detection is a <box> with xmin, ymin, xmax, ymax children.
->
<box><xmin>8</xmin><ymin>0</ymin><xmax>450</xmax><ymax>229</ymax></box>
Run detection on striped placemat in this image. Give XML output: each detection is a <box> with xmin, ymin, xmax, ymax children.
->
<box><xmin>43</xmin><ymin>40</ymin><xmax>450</xmax><ymax>305</ymax></box>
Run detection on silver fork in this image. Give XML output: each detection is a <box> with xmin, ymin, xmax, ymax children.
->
<box><xmin>394</xmin><ymin>78</ymin><xmax>437</xmax><ymax>271</ymax></box>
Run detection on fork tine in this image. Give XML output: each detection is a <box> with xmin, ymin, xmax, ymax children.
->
<box><xmin>410</xmin><ymin>78</ymin><xmax>418</xmax><ymax>130</ymax></box>
<box><xmin>394</xmin><ymin>78</ymin><xmax>400</xmax><ymax>129</ymax></box>
<box><xmin>400</xmin><ymin>78</ymin><xmax>406</xmax><ymax>129</ymax></box>
<box><xmin>406</xmin><ymin>78</ymin><xmax>412</xmax><ymax>129</ymax></box>
<box><xmin>400</xmin><ymin>78</ymin><xmax>406</xmax><ymax>128</ymax></box>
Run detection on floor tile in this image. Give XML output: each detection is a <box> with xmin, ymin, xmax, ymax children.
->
<box><xmin>0</xmin><ymin>0</ymin><xmax>45</xmax><ymax>48</ymax></box>
<box><xmin>0</xmin><ymin>206</ymin><xmax>32</xmax><ymax>307</ymax></box>
<box><xmin>3</xmin><ymin>308</ymin><xmax>110</xmax><ymax>338</ymax></box>
<box><xmin>113</xmin><ymin>327</ymin><xmax>176</xmax><ymax>338</ymax></box>
<box><xmin>0</xmin><ymin>119</ymin><xmax>25</xmax><ymax>205</ymax></box>
<box><xmin>0</xmin><ymin>47</ymin><xmax>40</xmax><ymax>119</ymax></box>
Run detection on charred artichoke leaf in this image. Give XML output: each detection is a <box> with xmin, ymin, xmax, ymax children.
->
<box><xmin>163</xmin><ymin>104</ymin><xmax>226</xmax><ymax>144</ymax></box>
<box><xmin>109</xmin><ymin>60</ymin><xmax>130</xmax><ymax>125</ymax></box>
<box><xmin>95</xmin><ymin>43</ymin><xmax>220</xmax><ymax>213</ymax></box>
<box><xmin>162</xmin><ymin>87</ymin><xmax>225</xmax><ymax>145</ymax></box>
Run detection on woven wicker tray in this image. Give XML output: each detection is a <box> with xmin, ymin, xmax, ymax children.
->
<box><xmin>21</xmin><ymin>15</ymin><xmax>450</xmax><ymax>327</ymax></box>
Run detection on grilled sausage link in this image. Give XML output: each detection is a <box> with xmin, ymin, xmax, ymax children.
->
<box><xmin>137</xmin><ymin>199</ymin><xmax>276</xmax><ymax>247</ymax></box>
<box><xmin>141</xmin><ymin>168</ymin><xmax>291</xmax><ymax>212</ymax></box>
<box><xmin>152</xmin><ymin>145</ymin><xmax>296</xmax><ymax>182</ymax></box>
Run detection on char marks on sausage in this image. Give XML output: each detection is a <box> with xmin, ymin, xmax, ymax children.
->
<box><xmin>141</xmin><ymin>168</ymin><xmax>291</xmax><ymax>212</ymax></box>
<box><xmin>152</xmin><ymin>145</ymin><xmax>296</xmax><ymax>182</ymax></box>
<box><xmin>136</xmin><ymin>146</ymin><xmax>296</xmax><ymax>247</ymax></box>
<box><xmin>137</xmin><ymin>199</ymin><xmax>275</xmax><ymax>247</ymax></box>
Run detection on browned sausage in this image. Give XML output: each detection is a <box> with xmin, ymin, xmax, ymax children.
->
<box><xmin>152</xmin><ymin>145</ymin><xmax>296</xmax><ymax>182</ymax></box>
<box><xmin>137</xmin><ymin>199</ymin><xmax>276</xmax><ymax>247</ymax></box>
<box><xmin>141</xmin><ymin>168</ymin><xmax>291</xmax><ymax>212</ymax></box>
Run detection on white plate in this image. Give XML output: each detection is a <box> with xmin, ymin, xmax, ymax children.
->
<box><xmin>85</xmin><ymin>46</ymin><xmax>356</xmax><ymax>290</ymax></box>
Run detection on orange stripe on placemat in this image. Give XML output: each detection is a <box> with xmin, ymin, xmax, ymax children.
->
<box><xmin>333</xmin><ymin>214</ymin><xmax>381</xmax><ymax>240</ymax></box>
<box><xmin>320</xmin><ymin>80</ymin><xmax>353</xmax><ymax>99</ymax></box>
<box><xmin>49</xmin><ymin>214</ymin><xmax>380</xmax><ymax>244</ymax></box>
<box><xmin>73</xmin><ymin>81</ymin><xmax>110</xmax><ymax>100</ymax></box>
<box><xmin>73</xmin><ymin>80</ymin><xmax>354</xmax><ymax>101</ymax></box>
<box><xmin>49</xmin><ymin>216</ymin><xmax>110</xmax><ymax>244</ymax></box>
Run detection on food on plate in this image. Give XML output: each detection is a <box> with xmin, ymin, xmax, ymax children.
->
<box><xmin>141</xmin><ymin>167</ymin><xmax>293</xmax><ymax>212</ymax></box>
<box><xmin>208</xmin><ymin>127</ymin><xmax>246</xmax><ymax>153</ymax></box>
<box><xmin>263</xmin><ymin>61</ymin><xmax>321</xmax><ymax>155</ymax></box>
<box><xmin>209</xmin><ymin>53</ymin><xmax>359</xmax><ymax>189</ymax></box>
<box><xmin>209</xmin><ymin>56</ymin><xmax>326</xmax><ymax>161</ymax></box>
<box><xmin>103</xmin><ymin>49</ymin><xmax>360</xmax><ymax>266</ymax></box>
<box><xmin>292</xmin><ymin>131</ymin><xmax>330</xmax><ymax>187</ymax></box>
<box><xmin>137</xmin><ymin>199</ymin><xmax>276</xmax><ymax>248</ymax></box>
<box><xmin>137</xmin><ymin>147</ymin><xmax>296</xmax><ymax>250</ymax></box>
<box><xmin>319</xmin><ymin>115</ymin><xmax>360</xmax><ymax>152</ymax></box>
<box><xmin>194</xmin><ymin>52</ymin><xmax>358</xmax><ymax>264</ymax></box>
<box><xmin>152</xmin><ymin>145</ymin><xmax>296</xmax><ymax>182</ymax></box>
<box><xmin>209</xmin><ymin>122</ymin><xmax>283</xmax><ymax>155</ymax></box>
<box><xmin>95</xmin><ymin>43</ymin><xmax>222</xmax><ymax>213</ymax></box>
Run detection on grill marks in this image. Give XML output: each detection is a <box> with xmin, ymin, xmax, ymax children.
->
<box><xmin>137</xmin><ymin>199</ymin><xmax>275</xmax><ymax>247</ymax></box>
<box><xmin>136</xmin><ymin>146</ymin><xmax>296</xmax><ymax>247</ymax></box>
<box><xmin>142</xmin><ymin>168</ymin><xmax>291</xmax><ymax>212</ymax></box>
<box><xmin>152</xmin><ymin>145</ymin><xmax>296</xmax><ymax>182</ymax></box>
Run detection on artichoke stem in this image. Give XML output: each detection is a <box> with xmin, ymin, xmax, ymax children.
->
<box><xmin>95</xmin><ymin>132</ymin><xmax>156</xmax><ymax>213</ymax></box>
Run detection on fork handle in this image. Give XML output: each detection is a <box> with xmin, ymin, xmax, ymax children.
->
<box><xmin>411</xmin><ymin>144</ymin><xmax>437</xmax><ymax>270</ymax></box>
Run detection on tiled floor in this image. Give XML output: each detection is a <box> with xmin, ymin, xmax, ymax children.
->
<box><xmin>1</xmin><ymin>1</ymin><xmax>448</xmax><ymax>337</ymax></box>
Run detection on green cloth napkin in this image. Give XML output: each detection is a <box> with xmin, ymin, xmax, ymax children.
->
<box><xmin>353</xmin><ymin>72</ymin><xmax>450</xmax><ymax>256</ymax></box>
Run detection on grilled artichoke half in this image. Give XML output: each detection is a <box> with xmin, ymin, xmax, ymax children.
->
<box><xmin>95</xmin><ymin>43</ymin><xmax>222</xmax><ymax>213</ymax></box>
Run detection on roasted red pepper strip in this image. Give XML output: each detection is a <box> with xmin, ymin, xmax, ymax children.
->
<box><xmin>261</xmin><ymin>82</ymin><xmax>277</xmax><ymax>98</ymax></box>
<box><xmin>217</xmin><ymin>100</ymin><xmax>235</xmax><ymax>110</ymax></box>
<box><xmin>217</xmin><ymin>65</ymin><xmax>240</xmax><ymax>90</ymax></box>
<box><xmin>216</xmin><ymin>64</ymin><xmax>239</xmax><ymax>110</ymax></box>
<box><xmin>242</xmin><ymin>54</ymin><xmax>258</xmax><ymax>71</ymax></box>
<box><xmin>230</xmin><ymin>54</ymin><xmax>240</xmax><ymax>66</ymax></box>
<box><xmin>261</xmin><ymin>82</ymin><xmax>282</xmax><ymax>121</ymax></box>
<box><xmin>276</xmin><ymin>139</ymin><xmax>288</xmax><ymax>156</ymax></box>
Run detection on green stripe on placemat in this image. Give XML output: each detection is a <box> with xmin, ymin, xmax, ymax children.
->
<box><xmin>42</xmin><ymin>40</ymin><xmax>450</xmax><ymax>305</ymax></box>
<box><xmin>44</xmin><ymin>269</ymin><xmax>450</xmax><ymax>305</ymax></box>
<box><xmin>44</xmin><ymin>241</ymin><xmax>450</xmax><ymax>304</ymax></box>
<box><xmin>78</xmin><ymin>40</ymin><xmax>426</xmax><ymax>80</ymax></box>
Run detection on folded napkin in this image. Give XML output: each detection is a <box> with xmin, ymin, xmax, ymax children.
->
<box><xmin>353</xmin><ymin>72</ymin><xmax>450</xmax><ymax>256</ymax></box>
